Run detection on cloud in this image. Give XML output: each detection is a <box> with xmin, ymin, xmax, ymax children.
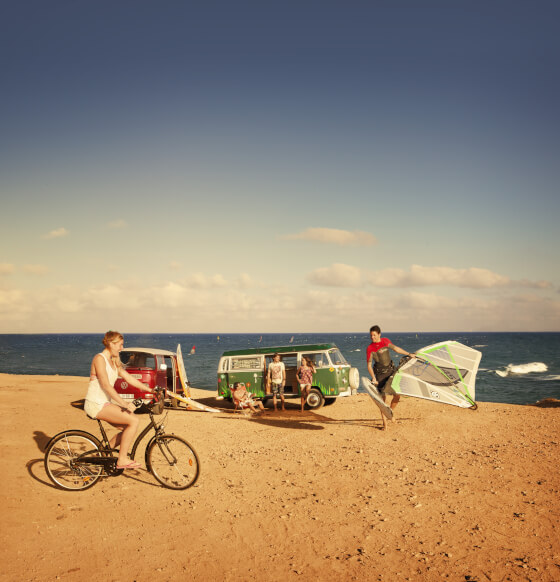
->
<box><xmin>283</xmin><ymin>228</ymin><xmax>377</xmax><ymax>247</ymax></box>
<box><xmin>22</xmin><ymin>264</ymin><xmax>49</xmax><ymax>275</ymax></box>
<box><xmin>43</xmin><ymin>227</ymin><xmax>69</xmax><ymax>239</ymax></box>
<box><xmin>182</xmin><ymin>273</ymin><xmax>228</xmax><ymax>289</ymax></box>
<box><xmin>107</xmin><ymin>219</ymin><xmax>128</xmax><ymax>229</ymax></box>
<box><xmin>307</xmin><ymin>263</ymin><xmax>363</xmax><ymax>287</ymax></box>
<box><xmin>0</xmin><ymin>263</ymin><xmax>15</xmax><ymax>276</ymax></box>
<box><xmin>368</xmin><ymin>265</ymin><xmax>510</xmax><ymax>289</ymax></box>
<box><xmin>1</xmin><ymin>277</ymin><xmax>558</xmax><ymax>333</ymax></box>
<box><xmin>307</xmin><ymin>263</ymin><xmax>536</xmax><ymax>289</ymax></box>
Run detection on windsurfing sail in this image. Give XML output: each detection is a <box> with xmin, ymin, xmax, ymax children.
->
<box><xmin>392</xmin><ymin>341</ymin><xmax>481</xmax><ymax>409</ymax></box>
<box><xmin>190</xmin><ymin>345</ymin><xmax>196</xmax><ymax>355</ymax></box>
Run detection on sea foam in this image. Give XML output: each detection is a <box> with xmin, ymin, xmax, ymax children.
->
<box><xmin>495</xmin><ymin>362</ymin><xmax>548</xmax><ymax>377</ymax></box>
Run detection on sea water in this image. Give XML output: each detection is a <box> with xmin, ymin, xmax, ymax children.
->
<box><xmin>1</xmin><ymin>332</ymin><xmax>559</xmax><ymax>406</ymax></box>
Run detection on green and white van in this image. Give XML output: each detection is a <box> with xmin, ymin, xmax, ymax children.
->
<box><xmin>217</xmin><ymin>343</ymin><xmax>359</xmax><ymax>409</ymax></box>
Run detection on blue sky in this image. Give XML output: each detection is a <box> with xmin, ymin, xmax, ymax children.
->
<box><xmin>1</xmin><ymin>1</ymin><xmax>559</xmax><ymax>333</ymax></box>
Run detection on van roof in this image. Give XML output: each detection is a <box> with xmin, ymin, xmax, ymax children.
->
<box><xmin>221</xmin><ymin>343</ymin><xmax>338</xmax><ymax>357</ymax></box>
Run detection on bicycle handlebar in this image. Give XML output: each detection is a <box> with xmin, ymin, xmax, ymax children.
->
<box><xmin>132</xmin><ymin>386</ymin><xmax>165</xmax><ymax>411</ymax></box>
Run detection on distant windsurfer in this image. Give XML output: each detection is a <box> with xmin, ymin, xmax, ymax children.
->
<box><xmin>367</xmin><ymin>325</ymin><xmax>414</xmax><ymax>427</ymax></box>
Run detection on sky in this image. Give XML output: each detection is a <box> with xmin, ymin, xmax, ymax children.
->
<box><xmin>1</xmin><ymin>1</ymin><xmax>559</xmax><ymax>333</ymax></box>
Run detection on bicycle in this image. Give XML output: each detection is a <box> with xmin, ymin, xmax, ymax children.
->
<box><xmin>44</xmin><ymin>389</ymin><xmax>200</xmax><ymax>491</ymax></box>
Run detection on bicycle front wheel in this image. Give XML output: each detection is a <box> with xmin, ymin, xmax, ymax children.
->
<box><xmin>44</xmin><ymin>430</ymin><xmax>104</xmax><ymax>491</ymax></box>
<box><xmin>147</xmin><ymin>435</ymin><xmax>200</xmax><ymax>490</ymax></box>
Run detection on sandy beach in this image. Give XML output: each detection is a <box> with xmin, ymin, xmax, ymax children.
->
<box><xmin>1</xmin><ymin>372</ymin><xmax>559</xmax><ymax>582</ymax></box>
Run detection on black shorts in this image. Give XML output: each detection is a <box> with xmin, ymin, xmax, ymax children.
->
<box><xmin>375</xmin><ymin>364</ymin><xmax>396</xmax><ymax>395</ymax></box>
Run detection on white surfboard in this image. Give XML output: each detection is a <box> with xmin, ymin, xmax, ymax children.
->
<box><xmin>361</xmin><ymin>377</ymin><xmax>393</xmax><ymax>420</ymax></box>
<box><xmin>174</xmin><ymin>344</ymin><xmax>220</xmax><ymax>413</ymax></box>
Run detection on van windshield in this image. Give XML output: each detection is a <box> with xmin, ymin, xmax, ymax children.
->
<box><xmin>328</xmin><ymin>349</ymin><xmax>348</xmax><ymax>366</ymax></box>
<box><xmin>231</xmin><ymin>356</ymin><xmax>261</xmax><ymax>370</ymax></box>
<box><xmin>302</xmin><ymin>353</ymin><xmax>331</xmax><ymax>368</ymax></box>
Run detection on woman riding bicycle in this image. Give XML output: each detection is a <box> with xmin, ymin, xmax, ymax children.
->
<box><xmin>84</xmin><ymin>331</ymin><xmax>147</xmax><ymax>470</ymax></box>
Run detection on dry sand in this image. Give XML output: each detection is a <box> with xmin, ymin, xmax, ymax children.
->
<box><xmin>1</xmin><ymin>373</ymin><xmax>559</xmax><ymax>582</ymax></box>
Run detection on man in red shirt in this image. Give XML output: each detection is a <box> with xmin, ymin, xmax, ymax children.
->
<box><xmin>367</xmin><ymin>325</ymin><xmax>414</xmax><ymax>420</ymax></box>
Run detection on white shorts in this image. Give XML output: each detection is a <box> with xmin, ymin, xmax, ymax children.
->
<box><xmin>84</xmin><ymin>399</ymin><xmax>111</xmax><ymax>418</ymax></box>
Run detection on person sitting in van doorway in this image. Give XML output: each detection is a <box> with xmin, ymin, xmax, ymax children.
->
<box><xmin>268</xmin><ymin>353</ymin><xmax>286</xmax><ymax>412</ymax></box>
<box><xmin>297</xmin><ymin>356</ymin><xmax>316</xmax><ymax>412</ymax></box>
<box><xmin>367</xmin><ymin>325</ymin><xmax>414</xmax><ymax>421</ymax></box>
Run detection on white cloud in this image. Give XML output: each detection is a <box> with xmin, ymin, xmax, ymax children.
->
<box><xmin>0</xmin><ymin>263</ymin><xmax>15</xmax><ymax>276</ymax></box>
<box><xmin>308</xmin><ymin>263</ymin><xmax>545</xmax><ymax>290</ymax></box>
<box><xmin>283</xmin><ymin>227</ymin><xmax>377</xmax><ymax>247</ymax></box>
<box><xmin>1</xmin><ymin>274</ymin><xmax>558</xmax><ymax>333</ymax></box>
<box><xmin>235</xmin><ymin>273</ymin><xmax>256</xmax><ymax>289</ymax></box>
<box><xmin>307</xmin><ymin>263</ymin><xmax>363</xmax><ymax>287</ymax></box>
<box><xmin>368</xmin><ymin>265</ymin><xmax>510</xmax><ymax>289</ymax></box>
<box><xmin>43</xmin><ymin>227</ymin><xmax>69</xmax><ymax>239</ymax></box>
<box><xmin>182</xmin><ymin>273</ymin><xmax>228</xmax><ymax>289</ymax></box>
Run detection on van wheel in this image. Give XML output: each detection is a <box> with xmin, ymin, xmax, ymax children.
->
<box><xmin>349</xmin><ymin>367</ymin><xmax>360</xmax><ymax>390</ymax></box>
<box><xmin>306</xmin><ymin>389</ymin><xmax>325</xmax><ymax>410</ymax></box>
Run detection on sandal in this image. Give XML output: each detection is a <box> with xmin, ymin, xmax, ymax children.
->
<box><xmin>116</xmin><ymin>461</ymin><xmax>141</xmax><ymax>470</ymax></box>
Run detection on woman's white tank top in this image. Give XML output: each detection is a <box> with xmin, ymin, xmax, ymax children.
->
<box><xmin>84</xmin><ymin>353</ymin><xmax>119</xmax><ymax>406</ymax></box>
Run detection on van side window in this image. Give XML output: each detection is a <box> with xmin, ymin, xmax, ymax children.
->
<box><xmin>231</xmin><ymin>357</ymin><xmax>261</xmax><ymax>370</ymax></box>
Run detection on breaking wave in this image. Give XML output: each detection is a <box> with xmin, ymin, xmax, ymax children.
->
<box><xmin>495</xmin><ymin>362</ymin><xmax>548</xmax><ymax>378</ymax></box>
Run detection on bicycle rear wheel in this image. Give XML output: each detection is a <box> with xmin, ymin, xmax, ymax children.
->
<box><xmin>44</xmin><ymin>430</ymin><xmax>104</xmax><ymax>491</ymax></box>
<box><xmin>147</xmin><ymin>435</ymin><xmax>200</xmax><ymax>490</ymax></box>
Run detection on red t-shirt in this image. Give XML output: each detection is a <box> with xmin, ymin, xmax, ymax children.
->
<box><xmin>366</xmin><ymin>337</ymin><xmax>391</xmax><ymax>363</ymax></box>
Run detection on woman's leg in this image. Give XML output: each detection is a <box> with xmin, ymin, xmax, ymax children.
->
<box><xmin>301</xmin><ymin>385</ymin><xmax>309</xmax><ymax>411</ymax></box>
<box><xmin>96</xmin><ymin>404</ymin><xmax>140</xmax><ymax>466</ymax></box>
<box><xmin>111</xmin><ymin>431</ymin><xmax>123</xmax><ymax>450</ymax></box>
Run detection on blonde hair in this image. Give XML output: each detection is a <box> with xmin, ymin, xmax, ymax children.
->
<box><xmin>102</xmin><ymin>330</ymin><xmax>124</xmax><ymax>348</ymax></box>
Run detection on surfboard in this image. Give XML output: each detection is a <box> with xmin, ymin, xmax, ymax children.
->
<box><xmin>176</xmin><ymin>344</ymin><xmax>191</xmax><ymax>397</ymax></box>
<box><xmin>361</xmin><ymin>377</ymin><xmax>393</xmax><ymax>420</ymax></box>
<box><xmin>173</xmin><ymin>344</ymin><xmax>220</xmax><ymax>413</ymax></box>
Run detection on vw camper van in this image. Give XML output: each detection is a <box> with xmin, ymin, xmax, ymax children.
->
<box><xmin>115</xmin><ymin>347</ymin><xmax>185</xmax><ymax>405</ymax></box>
<box><xmin>217</xmin><ymin>343</ymin><xmax>359</xmax><ymax>409</ymax></box>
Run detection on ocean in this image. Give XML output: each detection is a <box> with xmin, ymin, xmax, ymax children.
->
<box><xmin>1</xmin><ymin>332</ymin><xmax>559</xmax><ymax>406</ymax></box>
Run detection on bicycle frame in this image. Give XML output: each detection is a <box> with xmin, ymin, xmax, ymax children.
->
<box><xmin>94</xmin><ymin>410</ymin><xmax>166</xmax><ymax>460</ymax></box>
